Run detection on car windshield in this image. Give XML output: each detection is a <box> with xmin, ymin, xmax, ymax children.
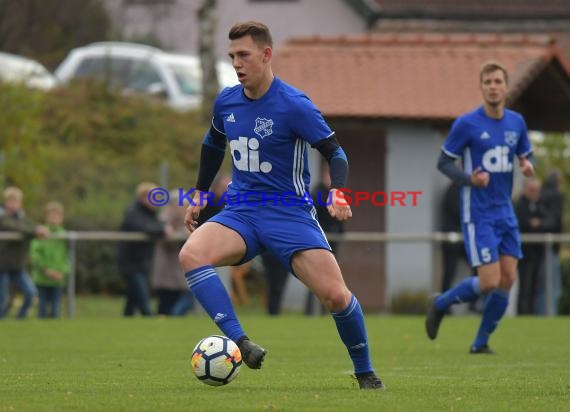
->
<box><xmin>166</xmin><ymin>62</ymin><xmax>202</xmax><ymax>96</ymax></box>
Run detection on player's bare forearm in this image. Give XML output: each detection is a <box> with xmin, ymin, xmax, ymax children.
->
<box><xmin>470</xmin><ymin>166</ymin><xmax>490</xmax><ymax>188</ymax></box>
<box><xmin>326</xmin><ymin>188</ymin><xmax>352</xmax><ymax>221</ymax></box>
<box><xmin>519</xmin><ymin>156</ymin><xmax>535</xmax><ymax>177</ymax></box>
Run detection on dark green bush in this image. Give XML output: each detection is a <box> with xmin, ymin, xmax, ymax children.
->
<box><xmin>391</xmin><ymin>290</ymin><xmax>429</xmax><ymax>314</ymax></box>
<box><xmin>1</xmin><ymin>82</ymin><xmax>208</xmax><ymax>293</ymax></box>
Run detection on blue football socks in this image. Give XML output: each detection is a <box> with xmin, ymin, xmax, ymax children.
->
<box><xmin>332</xmin><ymin>295</ymin><xmax>374</xmax><ymax>375</ymax></box>
<box><xmin>435</xmin><ymin>276</ymin><xmax>481</xmax><ymax>311</ymax></box>
<box><xmin>472</xmin><ymin>288</ymin><xmax>509</xmax><ymax>350</ymax></box>
<box><xmin>185</xmin><ymin>265</ymin><xmax>245</xmax><ymax>342</ymax></box>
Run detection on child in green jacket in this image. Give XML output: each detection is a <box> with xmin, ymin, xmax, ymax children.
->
<box><xmin>30</xmin><ymin>202</ymin><xmax>69</xmax><ymax>318</ymax></box>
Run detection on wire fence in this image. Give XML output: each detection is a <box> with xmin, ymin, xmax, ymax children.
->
<box><xmin>1</xmin><ymin>231</ymin><xmax>569</xmax><ymax>317</ymax></box>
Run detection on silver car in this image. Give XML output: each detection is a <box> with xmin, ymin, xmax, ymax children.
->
<box><xmin>54</xmin><ymin>42</ymin><xmax>238</xmax><ymax>110</ymax></box>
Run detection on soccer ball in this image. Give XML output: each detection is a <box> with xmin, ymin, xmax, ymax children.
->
<box><xmin>191</xmin><ymin>335</ymin><xmax>242</xmax><ymax>386</ymax></box>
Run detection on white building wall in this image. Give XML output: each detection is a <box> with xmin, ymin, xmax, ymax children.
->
<box><xmin>385</xmin><ymin>122</ymin><xmax>448</xmax><ymax>302</ymax></box>
<box><xmin>103</xmin><ymin>0</ymin><xmax>367</xmax><ymax>56</ymax></box>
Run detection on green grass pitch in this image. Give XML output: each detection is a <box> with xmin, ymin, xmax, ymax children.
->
<box><xmin>1</xmin><ymin>300</ymin><xmax>569</xmax><ymax>411</ymax></box>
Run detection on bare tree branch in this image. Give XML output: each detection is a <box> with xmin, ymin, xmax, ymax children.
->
<box><xmin>197</xmin><ymin>0</ymin><xmax>218</xmax><ymax>122</ymax></box>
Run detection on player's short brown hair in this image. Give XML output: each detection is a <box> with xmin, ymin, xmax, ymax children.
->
<box><xmin>229</xmin><ymin>21</ymin><xmax>273</xmax><ymax>48</ymax></box>
<box><xmin>480</xmin><ymin>61</ymin><xmax>509</xmax><ymax>85</ymax></box>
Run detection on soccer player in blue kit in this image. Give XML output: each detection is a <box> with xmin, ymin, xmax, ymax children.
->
<box><xmin>178</xmin><ymin>21</ymin><xmax>384</xmax><ymax>389</ymax></box>
<box><xmin>426</xmin><ymin>62</ymin><xmax>535</xmax><ymax>353</ymax></box>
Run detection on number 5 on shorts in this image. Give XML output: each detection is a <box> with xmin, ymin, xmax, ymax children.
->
<box><xmin>481</xmin><ymin>247</ymin><xmax>491</xmax><ymax>263</ymax></box>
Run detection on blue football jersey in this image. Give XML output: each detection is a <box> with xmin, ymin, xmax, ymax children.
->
<box><xmin>212</xmin><ymin>77</ymin><xmax>334</xmax><ymax>203</ymax></box>
<box><xmin>442</xmin><ymin>106</ymin><xmax>532</xmax><ymax>223</ymax></box>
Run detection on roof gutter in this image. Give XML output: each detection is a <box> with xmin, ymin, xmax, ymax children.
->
<box><xmin>344</xmin><ymin>0</ymin><xmax>383</xmax><ymax>29</ymax></box>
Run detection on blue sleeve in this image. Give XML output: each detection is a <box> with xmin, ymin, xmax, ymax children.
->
<box><xmin>211</xmin><ymin>91</ymin><xmax>227</xmax><ymax>136</ymax></box>
<box><xmin>291</xmin><ymin>95</ymin><xmax>334</xmax><ymax>145</ymax></box>
<box><xmin>313</xmin><ymin>137</ymin><xmax>348</xmax><ymax>188</ymax></box>
<box><xmin>516</xmin><ymin>115</ymin><xmax>533</xmax><ymax>157</ymax></box>
<box><xmin>329</xmin><ymin>154</ymin><xmax>348</xmax><ymax>189</ymax></box>
<box><xmin>437</xmin><ymin>152</ymin><xmax>472</xmax><ymax>186</ymax></box>
<box><xmin>203</xmin><ymin>123</ymin><xmax>227</xmax><ymax>152</ymax></box>
<box><xmin>442</xmin><ymin>117</ymin><xmax>470</xmax><ymax>159</ymax></box>
<box><xmin>196</xmin><ymin>93</ymin><xmax>228</xmax><ymax>191</ymax></box>
<box><xmin>195</xmin><ymin>143</ymin><xmax>226</xmax><ymax>192</ymax></box>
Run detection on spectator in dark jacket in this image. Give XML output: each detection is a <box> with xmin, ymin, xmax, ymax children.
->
<box><xmin>536</xmin><ymin>170</ymin><xmax>565</xmax><ymax>315</ymax></box>
<box><xmin>0</xmin><ymin>186</ymin><xmax>48</xmax><ymax>319</ymax></box>
<box><xmin>151</xmin><ymin>190</ymin><xmax>193</xmax><ymax>316</ymax></box>
<box><xmin>440</xmin><ymin>181</ymin><xmax>469</xmax><ymax>293</ymax></box>
<box><xmin>117</xmin><ymin>182</ymin><xmax>172</xmax><ymax>317</ymax></box>
<box><xmin>515</xmin><ymin>177</ymin><xmax>544</xmax><ymax>314</ymax></box>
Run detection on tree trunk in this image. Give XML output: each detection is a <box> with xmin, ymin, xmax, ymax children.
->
<box><xmin>197</xmin><ymin>0</ymin><xmax>219</xmax><ymax>123</ymax></box>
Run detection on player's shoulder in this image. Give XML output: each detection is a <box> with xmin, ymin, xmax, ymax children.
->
<box><xmin>275</xmin><ymin>77</ymin><xmax>304</xmax><ymax>97</ymax></box>
<box><xmin>212</xmin><ymin>84</ymin><xmax>244</xmax><ymax>114</ymax></box>
<box><xmin>216</xmin><ymin>84</ymin><xmax>243</xmax><ymax>103</ymax></box>
<box><xmin>274</xmin><ymin>77</ymin><xmax>313</xmax><ymax>105</ymax></box>
<box><xmin>457</xmin><ymin>106</ymin><xmax>483</xmax><ymax>122</ymax></box>
<box><xmin>503</xmin><ymin>108</ymin><xmax>526</xmax><ymax>123</ymax></box>
<box><xmin>451</xmin><ymin>106</ymin><xmax>482</xmax><ymax>130</ymax></box>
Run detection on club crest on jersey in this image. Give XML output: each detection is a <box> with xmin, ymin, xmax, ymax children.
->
<box><xmin>504</xmin><ymin>131</ymin><xmax>518</xmax><ymax>147</ymax></box>
<box><xmin>254</xmin><ymin>117</ymin><xmax>274</xmax><ymax>139</ymax></box>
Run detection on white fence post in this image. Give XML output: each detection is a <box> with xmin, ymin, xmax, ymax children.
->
<box><xmin>545</xmin><ymin>233</ymin><xmax>554</xmax><ymax>317</ymax></box>
<box><xmin>67</xmin><ymin>231</ymin><xmax>77</xmax><ymax>319</ymax></box>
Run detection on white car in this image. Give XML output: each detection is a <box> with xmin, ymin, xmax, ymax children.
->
<box><xmin>0</xmin><ymin>52</ymin><xmax>56</xmax><ymax>90</ymax></box>
<box><xmin>54</xmin><ymin>42</ymin><xmax>239</xmax><ymax>110</ymax></box>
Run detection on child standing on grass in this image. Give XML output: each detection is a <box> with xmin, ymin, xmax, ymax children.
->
<box><xmin>0</xmin><ymin>186</ymin><xmax>48</xmax><ymax>319</ymax></box>
<box><xmin>31</xmin><ymin>201</ymin><xmax>69</xmax><ymax>319</ymax></box>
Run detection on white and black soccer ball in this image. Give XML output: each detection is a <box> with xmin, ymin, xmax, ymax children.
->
<box><xmin>191</xmin><ymin>335</ymin><xmax>242</xmax><ymax>386</ymax></box>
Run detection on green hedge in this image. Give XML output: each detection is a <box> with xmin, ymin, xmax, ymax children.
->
<box><xmin>1</xmin><ymin>82</ymin><xmax>207</xmax><ymax>293</ymax></box>
<box><xmin>390</xmin><ymin>290</ymin><xmax>429</xmax><ymax>314</ymax></box>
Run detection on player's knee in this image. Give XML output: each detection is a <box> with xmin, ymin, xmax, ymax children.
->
<box><xmin>479</xmin><ymin>276</ymin><xmax>500</xmax><ymax>293</ymax></box>
<box><xmin>178</xmin><ymin>245</ymin><xmax>203</xmax><ymax>271</ymax></box>
<box><xmin>499</xmin><ymin>272</ymin><xmax>516</xmax><ymax>290</ymax></box>
<box><xmin>321</xmin><ymin>287</ymin><xmax>351</xmax><ymax>312</ymax></box>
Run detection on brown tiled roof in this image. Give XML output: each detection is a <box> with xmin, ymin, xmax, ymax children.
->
<box><xmin>272</xmin><ymin>33</ymin><xmax>570</xmax><ymax>120</ymax></box>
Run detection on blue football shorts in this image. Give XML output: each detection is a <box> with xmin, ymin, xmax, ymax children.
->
<box><xmin>462</xmin><ymin>216</ymin><xmax>522</xmax><ymax>267</ymax></box>
<box><xmin>209</xmin><ymin>202</ymin><xmax>332</xmax><ymax>273</ymax></box>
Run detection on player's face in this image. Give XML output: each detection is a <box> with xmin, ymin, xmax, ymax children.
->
<box><xmin>480</xmin><ymin>70</ymin><xmax>508</xmax><ymax>107</ymax></box>
<box><xmin>228</xmin><ymin>35</ymin><xmax>270</xmax><ymax>90</ymax></box>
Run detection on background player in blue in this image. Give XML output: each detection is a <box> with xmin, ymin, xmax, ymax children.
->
<box><xmin>426</xmin><ymin>62</ymin><xmax>535</xmax><ymax>353</ymax></box>
<box><xmin>178</xmin><ymin>22</ymin><xmax>384</xmax><ymax>389</ymax></box>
